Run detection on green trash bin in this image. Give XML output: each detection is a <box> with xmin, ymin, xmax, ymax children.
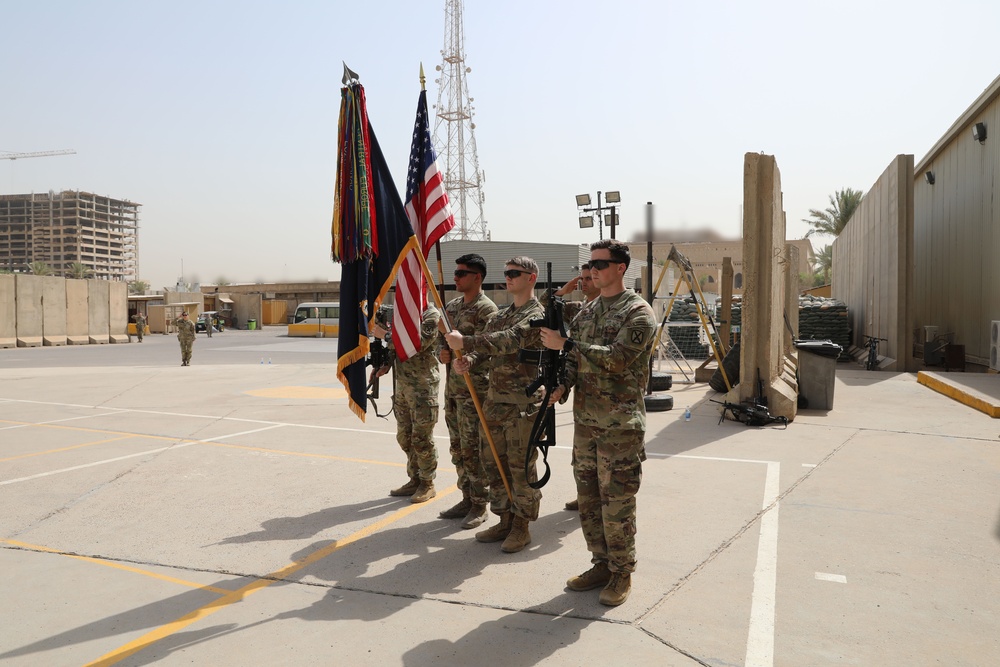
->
<box><xmin>248</xmin><ymin>319</ymin><xmax>257</xmax><ymax>331</ymax></box>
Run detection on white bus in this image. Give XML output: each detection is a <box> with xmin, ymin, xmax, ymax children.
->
<box><xmin>287</xmin><ymin>302</ymin><xmax>340</xmax><ymax>337</ymax></box>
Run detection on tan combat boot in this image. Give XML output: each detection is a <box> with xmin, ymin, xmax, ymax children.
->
<box><xmin>599</xmin><ymin>571</ymin><xmax>631</xmax><ymax>606</ymax></box>
<box><xmin>439</xmin><ymin>496</ymin><xmax>471</xmax><ymax>519</ymax></box>
<box><xmin>389</xmin><ymin>478</ymin><xmax>419</xmax><ymax>497</ymax></box>
<box><xmin>564</xmin><ymin>499</ymin><xmax>579</xmax><ymax>511</ymax></box>
<box><xmin>410</xmin><ymin>480</ymin><xmax>436</xmax><ymax>504</ymax></box>
<box><xmin>500</xmin><ymin>515</ymin><xmax>532</xmax><ymax>553</ymax></box>
<box><xmin>566</xmin><ymin>562</ymin><xmax>611</xmax><ymax>591</ymax></box>
<box><xmin>474</xmin><ymin>512</ymin><xmax>512</xmax><ymax>543</ymax></box>
<box><xmin>460</xmin><ymin>503</ymin><xmax>488</xmax><ymax>529</ymax></box>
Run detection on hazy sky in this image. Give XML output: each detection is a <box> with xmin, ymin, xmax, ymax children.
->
<box><xmin>3</xmin><ymin>1</ymin><xmax>998</xmax><ymax>290</ymax></box>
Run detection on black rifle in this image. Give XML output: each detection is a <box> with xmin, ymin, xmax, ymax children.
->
<box><xmin>710</xmin><ymin>399</ymin><xmax>788</xmax><ymax>428</ymax></box>
<box><xmin>366</xmin><ymin>305</ymin><xmax>394</xmax><ymax>418</ymax></box>
<box><xmin>521</xmin><ymin>262</ymin><xmax>568</xmax><ymax>489</ymax></box>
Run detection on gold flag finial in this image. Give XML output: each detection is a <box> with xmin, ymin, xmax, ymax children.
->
<box><xmin>419</xmin><ymin>63</ymin><xmax>426</xmax><ymax>91</ymax></box>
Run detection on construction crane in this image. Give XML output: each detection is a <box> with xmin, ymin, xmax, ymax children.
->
<box><xmin>1</xmin><ymin>149</ymin><xmax>76</xmax><ymax>160</ymax></box>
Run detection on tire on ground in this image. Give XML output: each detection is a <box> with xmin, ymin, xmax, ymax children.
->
<box><xmin>649</xmin><ymin>371</ymin><xmax>673</xmax><ymax>392</ymax></box>
<box><xmin>710</xmin><ymin>342</ymin><xmax>741</xmax><ymax>393</ymax></box>
<box><xmin>643</xmin><ymin>394</ymin><xmax>674</xmax><ymax>412</ymax></box>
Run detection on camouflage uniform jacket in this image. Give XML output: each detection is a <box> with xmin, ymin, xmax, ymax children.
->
<box><xmin>439</xmin><ymin>292</ymin><xmax>497</xmax><ymax>398</ymax></box>
<box><xmin>463</xmin><ymin>298</ymin><xmax>544</xmax><ymax>406</ymax></box>
<box><xmin>389</xmin><ymin>307</ymin><xmax>442</xmax><ymax>405</ymax></box>
<box><xmin>174</xmin><ymin>318</ymin><xmax>196</xmax><ymax>342</ymax></box>
<box><xmin>565</xmin><ymin>289</ymin><xmax>655</xmax><ymax>431</ymax></box>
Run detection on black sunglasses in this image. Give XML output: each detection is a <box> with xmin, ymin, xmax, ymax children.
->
<box><xmin>503</xmin><ymin>269</ymin><xmax>529</xmax><ymax>279</ymax></box>
<box><xmin>589</xmin><ymin>259</ymin><xmax>623</xmax><ymax>270</ymax></box>
<box><xmin>454</xmin><ymin>269</ymin><xmax>480</xmax><ymax>278</ymax></box>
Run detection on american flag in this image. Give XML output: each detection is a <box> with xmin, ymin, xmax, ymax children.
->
<box><xmin>391</xmin><ymin>89</ymin><xmax>455</xmax><ymax>361</ymax></box>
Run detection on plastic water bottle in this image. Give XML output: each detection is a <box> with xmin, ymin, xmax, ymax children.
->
<box><xmin>684</xmin><ymin>406</ymin><xmax>691</xmax><ymax>422</ymax></box>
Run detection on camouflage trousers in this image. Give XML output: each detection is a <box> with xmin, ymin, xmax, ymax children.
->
<box><xmin>573</xmin><ymin>423</ymin><xmax>644</xmax><ymax>573</ymax></box>
<box><xmin>480</xmin><ymin>402</ymin><xmax>541</xmax><ymax>521</ymax></box>
<box><xmin>394</xmin><ymin>390</ymin><xmax>439</xmax><ymax>482</ymax></box>
<box><xmin>178</xmin><ymin>339</ymin><xmax>193</xmax><ymax>363</ymax></box>
<box><xmin>444</xmin><ymin>392</ymin><xmax>488</xmax><ymax>505</ymax></box>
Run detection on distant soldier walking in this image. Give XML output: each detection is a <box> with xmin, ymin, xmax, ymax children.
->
<box><xmin>133</xmin><ymin>313</ymin><xmax>146</xmax><ymax>343</ymax></box>
<box><xmin>175</xmin><ymin>311</ymin><xmax>196</xmax><ymax>366</ymax></box>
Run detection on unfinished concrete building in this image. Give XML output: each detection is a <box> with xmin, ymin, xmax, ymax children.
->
<box><xmin>0</xmin><ymin>191</ymin><xmax>139</xmax><ymax>281</ymax></box>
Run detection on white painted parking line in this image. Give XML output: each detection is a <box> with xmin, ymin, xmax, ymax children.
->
<box><xmin>745</xmin><ymin>461</ymin><xmax>780</xmax><ymax>667</ymax></box>
<box><xmin>802</xmin><ymin>463</ymin><xmax>817</xmax><ymax>468</ymax></box>
<box><xmin>0</xmin><ymin>412</ymin><xmax>121</xmax><ymax>431</ymax></box>
<box><xmin>0</xmin><ymin>425</ymin><xmax>284</xmax><ymax>486</ymax></box>
<box><xmin>815</xmin><ymin>572</ymin><xmax>847</xmax><ymax>583</ymax></box>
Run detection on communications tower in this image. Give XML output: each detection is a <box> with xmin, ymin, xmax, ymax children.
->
<box><xmin>432</xmin><ymin>0</ymin><xmax>489</xmax><ymax>241</ymax></box>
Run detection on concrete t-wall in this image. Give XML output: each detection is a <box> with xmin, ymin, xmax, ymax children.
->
<box><xmin>0</xmin><ymin>274</ymin><xmax>15</xmax><ymax>348</ymax></box>
<box><xmin>739</xmin><ymin>153</ymin><xmax>797</xmax><ymax>420</ymax></box>
<box><xmin>88</xmin><ymin>279</ymin><xmax>111</xmax><ymax>344</ymax></box>
<box><xmin>832</xmin><ymin>154</ymin><xmax>914</xmax><ymax>370</ymax></box>
<box><xmin>15</xmin><ymin>274</ymin><xmax>43</xmax><ymax>347</ymax></box>
<box><xmin>66</xmin><ymin>279</ymin><xmax>90</xmax><ymax>344</ymax></box>
<box><xmin>109</xmin><ymin>281</ymin><xmax>128</xmax><ymax>343</ymax></box>
<box><xmin>41</xmin><ymin>275</ymin><xmax>67</xmax><ymax>346</ymax></box>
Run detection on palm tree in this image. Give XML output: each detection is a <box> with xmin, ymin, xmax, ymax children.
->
<box><xmin>803</xmin><ymin>188</ymin><xmax>864</xmax><ymax>238</ymax></box>
<box><xmin>215</xmin><ymin>277</ymin><xmax>231</xmax><ymax>287</ymax></box>
<box><xmin>129</xmin><ymin>280</ymin><xmax>150</xmax><ymax>295</ymax></box>
<box><xmin>28</xmin><ymin>261</ymin><xmax>54</xmax><ymax>276</ymax></box>
<box><xmin>813</xmin><ymin>245</ymin><xmax>833</xmax><ymax>284</ymax></box>
<box><xmin>66</xmin><ymin>262</ymin><xmax>93</xmax><ymax>279</ymax></box>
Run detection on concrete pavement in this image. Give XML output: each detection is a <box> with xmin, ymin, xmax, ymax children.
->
<box><xmin>1</xmin><ymin>328</ymin><xmax>998</xmax><ymax>666</ymax></box>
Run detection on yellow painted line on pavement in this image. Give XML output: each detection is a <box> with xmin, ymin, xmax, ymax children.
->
<box><xmin>209</xmin><ymin>441</ymin><xmax>405</xmax><ymax>467</ymax></box>
<box><xmin>0</xmin><ymin>419</ymin><xmax>192</xmax><ymax>442</ymax></box>
<box><xmin>0</xmin><ymin>435</ymin><xmax>136</xmax><ymax>462</ymax></box>
<box><xmin>83</xmin><ymin>486</ymin><xmax>458</xmax><ymax>667</ymax></box>
<box><xmin>2</xmin><ymin>540</ymin><xmax>232</xmax><ymax>595</ymax></box>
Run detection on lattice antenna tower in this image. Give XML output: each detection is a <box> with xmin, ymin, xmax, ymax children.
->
<box><xmin>432</xmin><ymin>0</ymin><xmax>489</xmax><ymax>241</ymax></box>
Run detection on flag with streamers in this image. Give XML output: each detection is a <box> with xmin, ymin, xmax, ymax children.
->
<box><xmin>391</xmin><ymin>89</ymin><xmax>456</xmax><ymax>361</ymax></box>
<box><xmin>332</xmin><ymin>81</ymin><xmax>418</xmax><ymax>421</ymax></box>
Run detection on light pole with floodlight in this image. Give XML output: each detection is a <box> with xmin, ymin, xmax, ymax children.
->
<box><xmin>575</xmin><ymin>190</ymin><xmax>621</xmax><ymax>239</ymax></box>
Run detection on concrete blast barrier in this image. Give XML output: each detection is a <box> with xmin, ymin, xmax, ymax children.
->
<box><xmin>87</xmin><ymin>279</ymin><xmax>110</xmax><ymax>344</ymax></box>
<box><xmin>15</xmin><ymin>274</ymin><xmax>43</xmax><ymax>347</ymax></box>
<box><xmin>41</xmin><ymin>275</ymin><xmax>68</xmax><ymax>345</ymax></box>
<box><xmin>0</xmin><ymin>274</ymin><xmax>15</xmax><ymax>348</ymax></box>
<box><xmin>109</xmin><ymin>281</ymin><xmax>128</xmax><ymax>343</ymax></box>
<box><xmin>66</xmin><ymin>279</ymin><xmax>90</xmax><ymax>344</ymax></box>
<box><xmin>737</xmin><ymin>153</ymin><xmax>797</xmax><ymax>421</ymax></box>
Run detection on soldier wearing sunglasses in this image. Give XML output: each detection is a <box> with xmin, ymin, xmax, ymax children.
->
<box><xmin>437</xmin><ymin>254</ymin><xmax>498</xmax><ymax>529</ymax></box>
<box><xmin>444</xmin><ymin>256</ymin><xmax>545</xmax><ymax>554</ymax></box>
<box><xmin>539</xmin><ymin>239</ymin><xmax>656</xmax><ymax>606</ymax></box>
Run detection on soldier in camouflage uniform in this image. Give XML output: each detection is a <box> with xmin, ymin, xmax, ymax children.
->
<box><xmin>540</xmin><ymin>240</ymin><xmax>655</xmax><ymax>606</ymax></box>
<box><xmin>373</xmin><ymin>306</ymin><xmax>442</xmax><ymax>504</ymax></box>
<box><xmin>437</xmin><ymin>254</ymin><xmax>498</xmax><ymax>529</ymax></box>
<box><xmin>133</xmin><ymin>313</ymin><xmax>146</xmax><ymax>342</ymax></box>
<box><xmin>444</xmin><ymin>256</ymin><xmax>545</xmax><ymax>554</ymax></box>
<box><xmin>174</xmin><ymin>312</ymin><xmax>196</xmax><ymax>366</ymax></box>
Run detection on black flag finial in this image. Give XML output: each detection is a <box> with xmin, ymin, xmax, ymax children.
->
<box><xmin>342</xmin><ymin>62</ymin><xmax>360</xmax><ymax>85</ymax></box>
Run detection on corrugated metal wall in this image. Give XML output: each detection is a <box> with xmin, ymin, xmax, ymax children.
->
<box><xmin>913</xmin><ymin>84</ymin><xmax>1000</xmax><ymax>365</ymax></box>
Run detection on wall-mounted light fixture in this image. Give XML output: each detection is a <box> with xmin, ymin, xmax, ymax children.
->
<box><xmin>925</xmin><ymin>171</ymin><xmax>935</xmax><ymax>185</ymax></box>
<box><xmin>973</xmin><ymin>122</ymin><xmax>987</xmax><ymax>144</ymax></box>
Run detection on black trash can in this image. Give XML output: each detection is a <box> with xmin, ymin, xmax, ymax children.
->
<box><xmin>795</xmin><ymin>340</ymin><xmax>842</xmax><ymax>410</ymax></box>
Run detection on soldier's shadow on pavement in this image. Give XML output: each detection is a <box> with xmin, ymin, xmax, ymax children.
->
<box><xmin>213</xmin><ymin>497</ymin><xmax>405</xmax><ymax>546</ymax></box>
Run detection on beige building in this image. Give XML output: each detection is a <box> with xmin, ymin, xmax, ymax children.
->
<box><xmin>627</xmin><ymin>231</ymin><xmax>814</xmax><ymax>295</ymax></box>
<box><xmin>0</xmin><ymin>191</ymin><xmax>139</xmax><ymax>281</ymax></box>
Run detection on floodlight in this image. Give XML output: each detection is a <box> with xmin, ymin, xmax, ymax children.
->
<box><xmin>973</xmin><ymin>122</ymin><xmax>987</xmax><ymax>144</ymax></box>
<box><xmin>579</xmin><ymin>215</ymin><xmax>594</xmax><ymax>228</ymax></box>
<box><xmin>576</xmin><ymin>194</ymin><xmax>591</xmax><ymax>207</ymax></box>
<box><xmin>605</xmin><ymin>191</ymin><xmax>621</xmax><ymax>203</ymax></box>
